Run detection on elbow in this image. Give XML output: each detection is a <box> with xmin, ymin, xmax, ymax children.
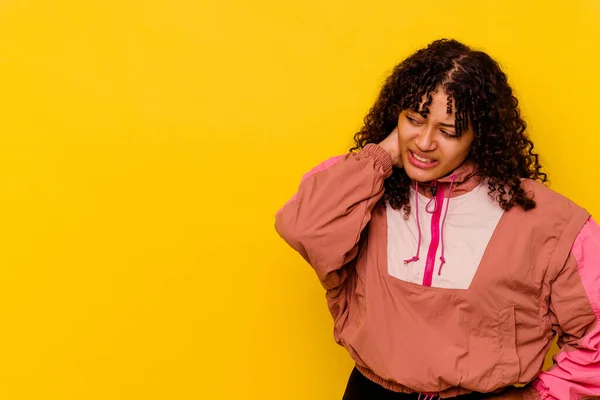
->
<box><xmin>275</xmin><ymin>212</ymin><xmax>311</xmax><ymax>262</ymax></box>
<box><xmin>275</xmin><ymin>213</ymin><xmax>302</xmax><ymax>250</ymax></box>
<box><xmin>274</xmin><ymin>211</ymin><xmax>293</xmax><ymax>242</ymax></box>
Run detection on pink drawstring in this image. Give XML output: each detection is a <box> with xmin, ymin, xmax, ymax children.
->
<box><xmin>425</xmin><ymin>181</ymin><xmax>438</xmax><ymax>214</ymax></box>
<box><xmin>405</xmin><ymin>177</ymin><xmax>455</xmax><ymax>278</ymax></box>
<box><xmin>404</xmin><ymin>182</ymin><xmax>421</xmax><ymax>264</ymax></box>
<box><xmin>438</xmin><ymin>175</ymin><xmax>456</xmax><ymax>275</ymax></box>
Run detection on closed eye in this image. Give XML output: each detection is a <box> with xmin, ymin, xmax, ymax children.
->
<box><xmin>407</xmin><ymin>116</ymin><xmax>423</xmax><ymax>125</ymax></box>
<box><xmin>441</xmin><ymin>130</ymin><xmax>458</xmax><ymax>138</ymax></box>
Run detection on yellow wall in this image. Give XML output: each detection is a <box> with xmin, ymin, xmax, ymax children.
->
<box><xmin>0</xmin><ymin>0</ymin><xmax>598</xmax><ymax>399</ymax></box>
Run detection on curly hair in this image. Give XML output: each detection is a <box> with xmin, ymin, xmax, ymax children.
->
<box><xmin>350</xmin><ymin>39</ymin><xmax>547</xmax><ymax>215</ymax></box>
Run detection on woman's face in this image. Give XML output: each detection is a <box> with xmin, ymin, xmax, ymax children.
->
<box><xmin>398</xmin><ymin>90</ymin><xmax>474</xmax><ymax>183</ymax></box>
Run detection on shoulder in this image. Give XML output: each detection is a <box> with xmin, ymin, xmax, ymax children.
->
<box><xmin>517</xmin><ymin>179</ymin><xmax>590</xmax><ymax>236</ymax></box>
<box><xmin>521</xmin><ymin>179</ymin><xmax>584</xmax><ymax>214</ymax></box>
<box><xmin>519</xmin><ymin>180</ymin><xmax>593</xmax><ymax>279</ymax></box>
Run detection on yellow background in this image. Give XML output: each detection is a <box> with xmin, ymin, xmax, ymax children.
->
<box><xmin>0</xmin><ymin>0</ymin><xmax>598</xmax><ymax>399</ymax></box>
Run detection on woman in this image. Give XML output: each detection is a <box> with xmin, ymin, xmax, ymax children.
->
<box><xmin>274</xmin><ymin>39</ymin><xmax>600</xmax><ymax>399</ymax></box>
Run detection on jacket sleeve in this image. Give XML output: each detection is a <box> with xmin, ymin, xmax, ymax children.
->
<box><xmin>274</xmin><ymin>143</ymin><xmax>393</xmax><ymax>290</ymax></box>
<box><xmin>522</xmin><ymin>217</ymin><xmax>600</xmax><ymax>400</ymax></box>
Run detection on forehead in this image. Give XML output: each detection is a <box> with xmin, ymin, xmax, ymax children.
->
<box><xmin>410</xmin><ymin>90</ymin><xmax>455</xmax><ymax>118</ymax></box>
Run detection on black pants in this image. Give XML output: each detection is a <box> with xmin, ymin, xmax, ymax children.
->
<box><xmin>342</xmin><ymin>367</ymin><xmax>484</xmax><ymax>400</ymax></box>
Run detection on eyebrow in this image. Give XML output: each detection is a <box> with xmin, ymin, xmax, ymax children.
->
<box><xmin>407</xmin><ymin>111</ymin><xmax>456</xmax><ymax>128</ymax></box>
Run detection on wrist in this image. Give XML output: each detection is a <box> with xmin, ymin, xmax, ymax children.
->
<box><xmin>378</xmin><ymin>142</ymin><xmax>401</xmax><ymax>167</ymax></box>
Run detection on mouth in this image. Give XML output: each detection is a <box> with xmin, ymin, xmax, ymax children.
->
<box><xmin>408</xmin><ymin>151</ymin><xmax>438</xmax><ymax>169</ymax></box>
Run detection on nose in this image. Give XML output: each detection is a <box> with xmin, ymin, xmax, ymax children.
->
<box><xmin>415</xmin><ymin>125</ymin><xmax>438</xmax><ymax>152</ymax></box>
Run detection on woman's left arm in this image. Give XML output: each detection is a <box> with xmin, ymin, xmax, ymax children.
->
<box><xmin>519</xmin><ymin>217</ymin><xmax>600</xmax><ymax>400</ymax></box>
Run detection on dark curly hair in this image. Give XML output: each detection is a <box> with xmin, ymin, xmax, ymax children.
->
<box><xmin>350</xmin><ymin>39</ymin><xmax>547</xmax><ymax>215</ymax></box>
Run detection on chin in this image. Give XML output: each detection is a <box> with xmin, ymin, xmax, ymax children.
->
<box><xmin>404</xmin><ymin>165</ymin><xmax>443</xmax><ymax>183</ymax></box>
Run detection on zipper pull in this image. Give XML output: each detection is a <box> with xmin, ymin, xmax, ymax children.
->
<box><xmin>430</xmin><ymin>182</ymin><xmax>437</xmax><ymax>196</ymax></box>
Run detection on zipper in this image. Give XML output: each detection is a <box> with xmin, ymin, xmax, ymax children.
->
<box><xmin>422</xmin><ymin>183</ymin><xmax>445</xmax><ymax>287</ymax></box>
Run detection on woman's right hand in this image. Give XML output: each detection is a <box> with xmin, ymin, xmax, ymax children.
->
<box><xmin>378</xmin><ymin>127</ymin><xmax>403</xmax><ymax>168</ymax></box>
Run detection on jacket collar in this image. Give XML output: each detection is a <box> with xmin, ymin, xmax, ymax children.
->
<box><xmin>413</xmin><ymin>159</ymin><xmax>481</xmax><ymax>198</ymax></box>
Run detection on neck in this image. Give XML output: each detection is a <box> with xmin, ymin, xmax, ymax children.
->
<box><xmin>411</xmin><ymin>160</ymin><xmax>480</xmax><ymax>198</ymax></box>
